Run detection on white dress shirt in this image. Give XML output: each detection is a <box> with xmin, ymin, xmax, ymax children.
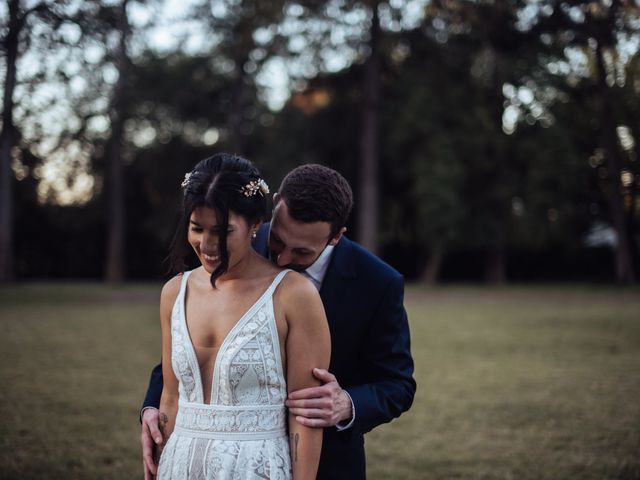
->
<box><xmin>302</xmin><ymin>244</ymin><xmax>334</xmax><ymax>290</ymax></box>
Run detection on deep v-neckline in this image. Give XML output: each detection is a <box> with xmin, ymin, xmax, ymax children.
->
<box><xmin>180</xmin><ymin>270</ymin><xmax>287</xmax><ymax>405</ymax></box>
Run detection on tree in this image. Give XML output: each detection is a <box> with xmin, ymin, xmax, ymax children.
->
<box><xmin>0</xmin><ymin>0</ymin><xmax>20</xmax><ymax>283</ymax></box>
<box><xmin>420</xmin><ymin>0</ymin><xmax>538</xmax><ymax>282</ymax></box>
<box><xmin>589</xmin><ymin>1</ymin><xmax>637</xmax><ymax>283</ymax></box>
<box><xmin>533</xmin><ymin>0</ymin><xmax>640</xmax><ymax>283</ymax></box>
<box><xmin>265</xmin><ymin>0</ymin><xmax>426</xmax><ymax>253</ymax></box>
<box><xmin>103</xmin><ymin>0</ymin><xmax>132</xmax><ymax>283</ymax></box>
<box><xmin>357</xmin><ymin>1</ymin><xmax>382</xmax><ymax>253</ymax></box>
<box><xmin>384</xmin><ymin>28</ymin><xmax>470</xmax><ymax>282</ymax></box>
<box><xmin>188</xmin><ymin>0</ymin><xmax>288</xmax><ymax>155</ymax></box>
<box><xmin>0</xmin><ymin>0</ymin><xmax>73</xmax><ymax>282</ymax></box>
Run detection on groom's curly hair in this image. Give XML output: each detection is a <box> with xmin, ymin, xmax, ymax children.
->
<box><xmin>277</xmin><ymin>164</ymin><xmax>353</xmax><ymax>239</ymax></box>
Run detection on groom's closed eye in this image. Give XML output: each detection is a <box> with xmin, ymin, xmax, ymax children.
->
<box><xmin>270</xmin><ymin>232</ymin><xmax>284</xmax><ymax>246</ymax></box>
<box><xmin>271</xmin><ymin>235</ymin><xmax>312</xmax><ymax>255</ymax></box>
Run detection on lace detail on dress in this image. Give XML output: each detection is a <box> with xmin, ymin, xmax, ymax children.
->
<box><xmin>170</xmin><ymin>272</ymin><xmax>201</xmax><ymax>403</ymax></box>
<box><xmin>174</xmin><ymin>401</ymin><xmax>286</xmax><ymax>440</ymax></box>
<box><xmin>188</xmin><ymin>438</ymin><xmax>208</xmax><ymax>480</ymax></box>
<box><xmin>212</xmin><ymin>299</ymin><xmax>286</xmax><ymax>406</ymax></box>
<box><xmin>158</xmin><ymin>269</ymin><xmax>292</xmax><ymax>480</ymax></box>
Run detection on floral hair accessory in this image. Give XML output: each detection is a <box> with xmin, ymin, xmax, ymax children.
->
<box><xmin>240</xmin><ymin>178</ymin><xmax>270</xmax><ymax>197</ymax></box>
<box><xmin>180</xmin><ymin>172</ymin><xmax>192</xmax><ymax>188</ymax></box>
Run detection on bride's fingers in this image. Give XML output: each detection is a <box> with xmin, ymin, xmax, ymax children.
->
<box><xmin>141</xmin><ymin>428</ymin><xmax>158</xmax><ymax>475</ymax></box>
<box><xmin>143</xmin><ymin>460</ymin><xmax>152</xmax><ymax>480</ymax></box>
<box><xmin>143</xmin><ymin>450</ymin><xmax>157</xmax><ymax>475</ymax></box>
<box><xmin>143</xmin><ymin>452</ymin><xmax>157</xmax><ymax>476</ymax></box>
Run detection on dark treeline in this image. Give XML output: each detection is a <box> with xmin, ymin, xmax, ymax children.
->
<box><xmin>1</xmin><ymin>0</ymin><xmax>639</xmax><ymax>283</ymax></box>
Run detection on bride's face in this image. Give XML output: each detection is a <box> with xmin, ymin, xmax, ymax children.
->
<box><xmin>188</xmin><ymin>207</ymin><xmax>253</xmax><ymax>274</ymax></box>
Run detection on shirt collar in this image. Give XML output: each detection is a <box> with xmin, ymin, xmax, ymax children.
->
<box><xmin>304</xmin><ymin>244</ymin><xmax>334</xmax><ymax>289</ymax></box>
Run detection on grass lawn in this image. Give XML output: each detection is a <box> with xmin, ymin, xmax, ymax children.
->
<box><xmin>0</xmin><ymin>283</ymin><xmax>639</xmax><ymax>479</ymax></box>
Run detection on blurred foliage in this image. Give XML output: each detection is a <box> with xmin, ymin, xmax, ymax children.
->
<box><xmin>2</xmin><ymin>0</ymin><xmax>640</xmax><ymax>282</ymax></box>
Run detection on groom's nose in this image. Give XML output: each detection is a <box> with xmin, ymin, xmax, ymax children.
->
<box><xmin>275</xmin><ymin>250</ymin><xmax>293</xmax><ymax>267</ymax></box>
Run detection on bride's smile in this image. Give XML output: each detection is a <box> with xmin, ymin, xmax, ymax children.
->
<box><xmin>188</xmin><ymin>207</ymin><xmax>256</xmax><ymax>275</ymax></box>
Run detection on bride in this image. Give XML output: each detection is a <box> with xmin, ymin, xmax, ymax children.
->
<box><xmin>156</xmin><ymin>153</ymin><xmax>330</xmax><ymax>479</ymax></box>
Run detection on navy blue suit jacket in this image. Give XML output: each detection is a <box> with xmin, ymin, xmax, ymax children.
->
<box><xmin>142</xmin><ymin>224</ymin><xmax>416</xmax><ymax>479</ymax></box>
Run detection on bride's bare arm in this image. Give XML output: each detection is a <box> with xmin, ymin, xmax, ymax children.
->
<box><xmin>282</xmin><ymin>274</ymin><xmax>331</xmax><ymax>479</ymax></box>
<box><xmin>158</xmin><ymin>276</ymin><xmax>181</xmax><ymax>447</ymax></box>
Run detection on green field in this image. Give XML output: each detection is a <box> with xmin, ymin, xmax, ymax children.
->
<box><xmin>1</xmin><ymin>283</ymin><xmax>639</xmax><ymax>479</ymax></box>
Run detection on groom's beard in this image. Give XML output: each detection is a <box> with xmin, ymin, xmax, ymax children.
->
<box><xmin>268</xmin><ymin>251</ymin><xmax>309</xmax><ymax>273</ymax></box>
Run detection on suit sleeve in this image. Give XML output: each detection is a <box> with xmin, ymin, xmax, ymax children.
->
<box><xmin>345</xmin><ymin>274</ymin><xmax>416</xmax><ymax>435</ymax></box>
<box><xmin>141</xmin><ymin>362</ymin><xmax>164</xmax><ymax>412</ymax></box>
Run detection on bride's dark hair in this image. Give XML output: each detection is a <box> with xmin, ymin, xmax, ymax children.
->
<box><xmin>169</xmin><ymin>153</ymin><xmax>267</xmax><ymax>287</ymax></box>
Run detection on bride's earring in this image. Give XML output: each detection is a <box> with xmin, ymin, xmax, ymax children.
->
<box><xmin>252</xmin><ymin>230</ymin><xmax>257</xmax><ymax>239</ymax></box>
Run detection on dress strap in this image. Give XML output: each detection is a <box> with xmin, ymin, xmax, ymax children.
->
<box><xmin>178</xmin><ymin>270</ymin><xmax>192</xmax><ymax>299</ymax></box>
<box><xmin>264</xmin><ymin>269</ymin><xmax>291</xmax><ymax>298</ymax></box>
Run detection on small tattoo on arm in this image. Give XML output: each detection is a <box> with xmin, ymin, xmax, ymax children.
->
<box><xmin>294</xmin><ymin>433</ymin><xmax>299</xmax><ymax>462</ymax></box>
<box><xmin>159</xmin><ymin>412</ymin><xmax>169</xmax><ymax>438</ymax></box>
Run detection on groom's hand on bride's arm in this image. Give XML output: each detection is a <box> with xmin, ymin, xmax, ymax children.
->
<box><xmin>285</xmin><ymin>368</ymin><xmax>353</xmax><ymax>428</ymax></box>
<box><xmin>141</xmin><ymin>408</ymin><xmax>163</xmax><ymax>480</ymax></box>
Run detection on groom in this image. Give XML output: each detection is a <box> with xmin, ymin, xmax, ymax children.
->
<box><xmin>141</xmin><ymin>164</ymin><xmax>416</xmax><ymax>479</ymax></box>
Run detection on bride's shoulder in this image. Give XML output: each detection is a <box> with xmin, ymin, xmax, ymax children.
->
<box><xmin>276</xmin><ymin>272</ymin><xmax>325</xmax><ymax>331</ymax></box>
<box><xmin>277</xmin><ymin>270</ymin><xmax>319</xmax><ymax>303</ymax></box>
<box><xmin>160</xmin><ymin>273</ymin><xmax>184</xmax><ymax>305</ymax></box>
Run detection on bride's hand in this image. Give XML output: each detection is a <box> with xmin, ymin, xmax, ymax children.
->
<box><xmin>141</xmin><ymin>408</ymin><xmax>164</xmax><ymax>480</ymax></box>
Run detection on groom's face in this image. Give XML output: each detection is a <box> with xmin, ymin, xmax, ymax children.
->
<box><xmin>268</xmin><ymin>198</ymin><xmax>333</xmax><ymax>272</ymax></box>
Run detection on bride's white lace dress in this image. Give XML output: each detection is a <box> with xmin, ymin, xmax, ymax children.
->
<box><xmin>157</xmin><ymin>270</ymin><xmax>292</xmax><ymax>480</ymax></box>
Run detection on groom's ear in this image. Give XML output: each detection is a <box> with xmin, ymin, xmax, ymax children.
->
<box><xmin>328</xmin><ymin>227</ymin><xmax>347</xmax><ymax>246</ymax></box>
<box><xmin>272</xmin><ymin>193</ymin><xmax>280</xmax><ymax>206</ymax></box>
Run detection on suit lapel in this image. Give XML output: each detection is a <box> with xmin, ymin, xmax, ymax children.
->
<box><xmin>320</xmin><ymin>237</ymin><xmax>357</xmax><ymax>331</ymax></box>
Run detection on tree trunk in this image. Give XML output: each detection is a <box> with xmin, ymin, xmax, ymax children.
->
<box><xmin>227</xmin><ymin>62</ymin><xmax>247</xmax><ymax>156</ymax></box>
<box><xmin>105</xmin><ymin>126</ymin><xmax>125</xmax><ymax>283</ymax></box>
<box><xmin>485</xmin><ymin>217</ymin><xmax>507</xmax><ymax>284</ymax></box>
<box><xmin>105</xmin><ymin>0</ymin><xmax>130</xmax><ymax>283</ymax></box>
<box><xmin>486</xmin><ymin>43</ymin><xmax>509</xmax><ymax>285</ymax></box>
<box><xmin>629</xmin><ymin>122</ymin><xmax>640</xmax><ymax>270</ymax></box>
<box><xmin>485</xmin><ymin>245</ymin><xmax>507</xmax><ymax>284</ymax></box>
<box><xmin>0</xmin><ymin>0</ymin><xmax>21</xmax><ymax>283</ymax></box>
<box><xmin>421</xmin><ymin>243</ymin><xmax>445</xmax><ymax>284</ymax></box>
<box><xmin>357</xmin><ymin>2</ymin><xmax>381</xmax><ymax>254</ymax></box>
<box><xmin>595</xmin><ymin>39</ymin><xmax>636</xmax><ymax>283</ymax></box>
